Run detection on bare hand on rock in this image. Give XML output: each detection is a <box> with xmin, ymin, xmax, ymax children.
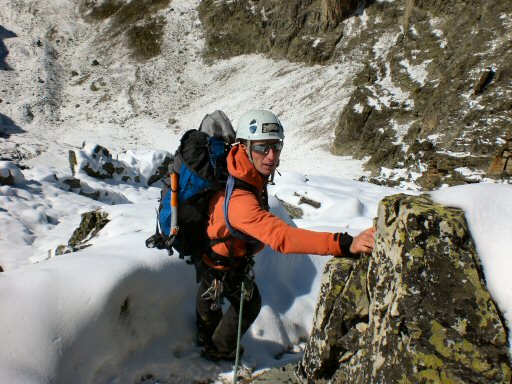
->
<box><xmin>350</xmin><ymin>227</ymin><xmax>376</xmax><ymax>254</ymax></box>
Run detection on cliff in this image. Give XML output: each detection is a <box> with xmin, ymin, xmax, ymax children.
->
<box><xmin>199</xmin><ymin>0</ymin><xmax>512</xmax><ymax>188</ymax></box>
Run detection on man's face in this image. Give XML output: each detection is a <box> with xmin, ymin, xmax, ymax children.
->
<box><xmin>245</xmin><ymin>140</ymin><xmax>283</xmax><ymax>176</ymax></box>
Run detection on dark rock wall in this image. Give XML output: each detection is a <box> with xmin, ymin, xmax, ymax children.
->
<box><xmin>333</xmin><ymin>0</ymin><xmax>512</xmax><ymax>188</ymax></box>
<box><xmin>198</xmin><ymin>0</ymin><xmax>512</xmax><ymax>189</ymax></box>
<box><xmin>198</xmin><ymin>0</ymin><xmax>369</xmax><ymax>64</ymax></box>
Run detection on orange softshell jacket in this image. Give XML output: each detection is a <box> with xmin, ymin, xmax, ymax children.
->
<box><xmin>206</xmin><ymin>145</ymin><xmax>343</xmax><ymax>264</ymax></box>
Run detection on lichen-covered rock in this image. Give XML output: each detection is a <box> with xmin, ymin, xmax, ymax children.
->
<box><xmin>299</xmin><ymin>194</ymin><xmax>511</xmax><ymax>383</ymax></box>
<box><xmin>67</xmin><ymin>209</ymin><xmax>110</xmax><ymax>249</ymax></box>
<box><xmin>299</xmin><ymin>255</ymin><xmax>370</xmax><ymax>380</ymax></box>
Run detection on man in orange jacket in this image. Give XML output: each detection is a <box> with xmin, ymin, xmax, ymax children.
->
<box><xmin>197</xmin><ymin>110</ymin><xmax>376</xmax><ymax>361</ymax></box>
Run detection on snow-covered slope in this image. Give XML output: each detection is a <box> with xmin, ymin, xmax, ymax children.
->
<box><xmin>0</xmin><ymin>0</ymin><xmax>367</xmax><ymax>178</ymax></box>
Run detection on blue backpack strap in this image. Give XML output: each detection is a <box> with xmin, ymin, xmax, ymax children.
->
<box><xmin>224</xmin><ymin>174</ymin><xmax>259</xmax><ymax>242</ymax></box>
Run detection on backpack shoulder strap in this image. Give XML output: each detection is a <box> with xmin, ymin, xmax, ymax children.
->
<box><xmin>223</xmin><ymin>174</ymin><xmax>265</xmax><ymax>244</ymax></box>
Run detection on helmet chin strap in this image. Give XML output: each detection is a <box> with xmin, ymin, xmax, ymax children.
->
<box><xmin>246</xmin><ymin>139</ymin><xmax>254</xmax><ymax>165</ymax></box>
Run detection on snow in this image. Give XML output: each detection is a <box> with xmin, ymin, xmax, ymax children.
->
<box><xmin>399</xmin><ymin>58</ymin><xmax>432</xmax><ymax>87</ymax></box>
<box><xmin>1</xmin><ymin>152</ymin><xmax>511</xmax><ymax>383</ymax></box>
<box><xmin>372</xmin><ymin>31</ymin><xmax>401</xmax><ymax>60</ymax></box>
<box><xmin>0</xmin><ymin>156</ymin><xmax>390</xmax><ymax>383</ymax></box>
<box><xmin>389</xmin><ymin>118</ymin><xmax>413</xmax><ymax>144</ymax></box>
<box><xmin>1</xmin><ymin>0</ymin><xmax>511</xmax><ymax>382</ymax></box>
<box><xmin>366</xmin><ymin>62</ymin><xmax>414</xmax><ymax>111</ymax></box>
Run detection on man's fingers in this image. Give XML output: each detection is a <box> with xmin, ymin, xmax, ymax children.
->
<box><xmin>347</xmin><ymin>227</ymin><xmax>377</xmax><ymax>254</ymax></box>
<box><xmin>358</xmin><ymin>227</ymin><xmax>377</xmax><ymax>253</ymax></box>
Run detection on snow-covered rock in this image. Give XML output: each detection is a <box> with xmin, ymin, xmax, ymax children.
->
<box><xmin>0</xmin><ymin>161</ymin><xmax>26</xmax><ymax>186</ymax></box>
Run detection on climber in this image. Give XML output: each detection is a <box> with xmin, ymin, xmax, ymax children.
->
<box><xmin>197</xmin><ymin>109</ymin><xmax>376</xmax><ymax>361</ymax></box>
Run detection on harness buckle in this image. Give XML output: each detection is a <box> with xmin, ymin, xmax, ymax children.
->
<box><xmin>201</xmin><ymin>278</ymin><xmax>225</xmax><ymax>311</ymax></box>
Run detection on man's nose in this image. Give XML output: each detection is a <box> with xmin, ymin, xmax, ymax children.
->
<box><xmin>265</xmin><ymin>148</ymin><xmax>277</xmax><ymax>160</ymax></box>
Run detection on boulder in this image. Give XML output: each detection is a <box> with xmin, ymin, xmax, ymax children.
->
<box><xmin>55</xmin><ymin>209</ymin><xmax>109</xmax><ymax>255</ymax></box>
<box><xmin>69</xmin><ymin>144</ymin><xmax>141</xmax><ymax>184</ymax></box>
<box><xmin>298</xmin><ymin>194</ymin><xmax>511</xmax><ymax>383</ymax></box>
<box><xmin>0</xmin><ymin>161</ymin><xmax>26</xmax><ymax>186</ymax></box>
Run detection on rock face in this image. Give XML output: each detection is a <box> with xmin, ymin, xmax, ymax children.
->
<box><xmin>487</xmin><ymin>135</ymin><xmax>512</xmax><ymax>178</ymax></box>
<box><xmin>199</xmin><ymin>0</ymin><xmax>512</xmax><ymax>188</ymax></box>
<box><xmin>78</xmin><ymin>0</ymin><xmax>171</xmax><ymax>62</ymax></box>
<box><xmin>332</xmin><ymin>0</ymin><xmax>512</xmax><ymax>189</ymax></box>
<box><xmin>298</xmin><ymin>194</ymin><xmax>511</xmax><ymax>383</ymax></box>
<box><xmin>198</xmin><ymin>0</ymin><xmax>368</xmax><ymax>64</ymax></box>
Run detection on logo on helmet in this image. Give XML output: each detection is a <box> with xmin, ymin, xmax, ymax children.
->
<box><xmin>249</xmin><ymin>124</ymin><xmax>257</xmax><ymax>133</ymax></box>
<box><xmin>262</xmin><ymin>123</ymin><xmax>280</xmax><ymax>133</ymax></box>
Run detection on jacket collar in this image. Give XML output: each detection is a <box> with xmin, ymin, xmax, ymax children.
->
<box><xmin>227</xmin><ymin>144</ymin><xmax>267</xmax><ymax>189</ymax></box>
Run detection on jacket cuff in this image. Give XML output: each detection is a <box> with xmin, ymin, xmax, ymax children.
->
<box><xmin>335</xmin><ymin>232</ymin><xmax>360</xmax><ymax>259</ymax></box>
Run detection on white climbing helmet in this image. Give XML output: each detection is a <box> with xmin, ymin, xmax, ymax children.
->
<box><xmin>236</xmin><ymin>110</ymin><xmax>285</xmax><ymax>141</ymax></box>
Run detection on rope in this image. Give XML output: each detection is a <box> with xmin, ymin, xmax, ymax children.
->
<box><xmin>233</xmin><ymin>280</ymin><xmax>245</xmax><ymax>384</ymax></box>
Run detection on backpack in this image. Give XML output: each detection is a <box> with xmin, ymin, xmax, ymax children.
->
<box><xmin>145</xmin><ymin>110</ymin><xmax>263</xmax><ymax>264</ymax></box>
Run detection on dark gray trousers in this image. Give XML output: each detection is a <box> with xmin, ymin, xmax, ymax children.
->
<box><xmin>196</xmin><ymin>260</ymin><xmax>262</xmax><ymax>354</ymax></box>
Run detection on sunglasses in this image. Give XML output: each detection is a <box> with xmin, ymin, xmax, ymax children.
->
<box><xmin>251</xmin><ymin>142</ymin><xmax>284</xmax><ymax>155</ymax></box>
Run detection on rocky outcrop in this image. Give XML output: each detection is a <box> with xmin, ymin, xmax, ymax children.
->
<box><xmin>79</xmin><ymin>0</ymin><xmax>171</xmax><ymax>62</ymax></box>
<box><xmin>297</xmin><ymin>194</ymin><xmax>511</xmax><ymax>383</ymax></box>
<box><xmin>487</xmin><ymin>135</ymin><xmax>512</xmax><ymax>179</ymax></box>
<box><xmin>69</xmin><ymin>143</ymin><xmax>172</xmax><ymax>187</ymax></box>
<box><xmin>56</xmin><ymin>175</ymin><xmax>131</xmax><ymax>204</ymax></box>
<box><xmin>69</xmin><ymin>144</ymin><xmax>141</xmax><ymax>182</ymax></box>
<box><xmin>0</xmin><ymin>161</ymin><xmax>26</xmax><ymax>186</ymax></box>
<box><xmin>333</xmin><ymin>0</ymin><xmax>512</xmax><ymax>189</ymax></box>
<box><xmin>56</xmin><ymin>209</ymin><xmax>110</xmax><ymax>255</ymax></box>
